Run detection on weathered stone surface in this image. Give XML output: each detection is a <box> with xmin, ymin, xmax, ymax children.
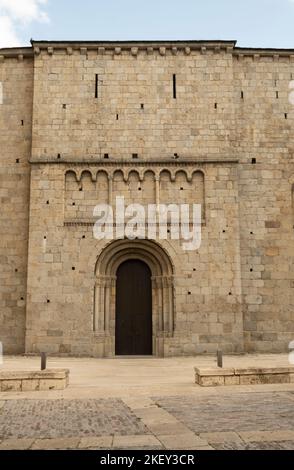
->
<box><xmin>0</xmin><ymin>40</ymin><xmax>294</xmax><ymax>357</ymax></box>
<box><xmin>113</xmin><ymin>435</ymin><xmax>162</xmax><ymax>449</ymax></box>
<box><xmin>78</xmin><ymin>436</ymin><xmax>113</xmax><ymax>449</ymax></box>
<box><xmin>195</xmin><ymin>367</ymin><xmax>294</xmax><ymax>386</ymax></box>
<box><xmin>0</xmin><ymin>439</ymin><xmax>34</xmax><ymax>450</ymax></box>
<box><xmin>31</xmin><ymin>438</ymin><xmax>80</xmax><ymax>450</ymax></box>
<box><xmin>0</xmin><ymin>369</ymin><xmax>69</xmax><ymax>392</ymax></box>
<box><xmin>0</xmin><ymin>380</ymin><xmax>22</xmax><ymax>392</ymax></box>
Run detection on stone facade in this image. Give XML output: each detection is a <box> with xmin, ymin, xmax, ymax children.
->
<box><xmin>0</xmin><ymin>40</ymin><xmax>293</xmax><ymax>357</ymax></box>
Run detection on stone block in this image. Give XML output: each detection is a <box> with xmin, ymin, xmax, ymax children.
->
<box><xmin>224</xmin><ymin>375</ymin><xmax>240</xmax><ymax>386</ymax></box>
<box><xmin>0</xmin><ymin>380</ymin><xmax>22</xmax><ymax>392</ymax></box>
<box><xmin>21</xmin><ymin>379</ymin><xmax>40</xmax><ymax>391</ymax></box>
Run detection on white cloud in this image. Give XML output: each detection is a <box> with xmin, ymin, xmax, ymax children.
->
<box><xmin>0</xmin><ymin>15</ymin><xmax>21</xmax><ymax>47</ymax></box>
<box><xmin>0</xmin><ymin>0</ymin><xmax>49</xmax><ymax>48</ymax></box>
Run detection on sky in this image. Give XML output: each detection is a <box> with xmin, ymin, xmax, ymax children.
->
<box><xmin>0</xmin><ymin>0</ymin><xmax>294</xmax><ymax>49</ymax></box>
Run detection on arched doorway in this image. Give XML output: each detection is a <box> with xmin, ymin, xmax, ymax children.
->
<box><xmin>115</xmin><ymin>260</ymin><xmax>152</xmax><ymax>355</ymax></box>
<box><xmin>94</xmin><ymin>239</ymin><xmax>175</xmax><ymax>357</ymax></box>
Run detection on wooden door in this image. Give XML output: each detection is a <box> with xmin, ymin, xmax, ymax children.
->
<box><xmin>115</xmin><ymin>259</ymin><xmax>152</xmax><ymax>355</ymax></box>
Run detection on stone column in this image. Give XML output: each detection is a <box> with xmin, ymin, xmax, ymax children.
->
<box><xmin>94</xmin><ymin>277</ymin><xmax>106</xmax><ymax>332</ymax></box>
<box><xmin>155</xmin><ymin>175</ymin><xmax>160</xmax><ymax>207</ymax></box>
<box><xmin>108</xmin><ymin>175</ymin><xmax>113</xmax><ymax>205</ymax></box>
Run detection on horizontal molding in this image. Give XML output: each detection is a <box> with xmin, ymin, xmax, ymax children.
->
<box><xmin>29</xmin><ymin>159</ymin><xmax>239</xmax><ymax>166</ymax></box>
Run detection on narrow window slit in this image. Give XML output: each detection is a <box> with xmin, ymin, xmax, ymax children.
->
<box><xmin>95</xmin><ymin>74</ymin><xmax>99</xmax><ymax>99</ymax></box>
<box><xmin>276</xmin><ymin>91</ymin><xmax>279</xmax><ymax>99</ymax></box>
<box><xmin>173</xmin><ymin>74</ymin><xmax>176</xmax><ymax>99</ymax></box>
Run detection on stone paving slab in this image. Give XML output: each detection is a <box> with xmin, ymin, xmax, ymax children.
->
<box><xmin>0</xmin><ymin>399</ymin><xmax>148</xmax><ymax>439</ymax></box>
<box><xmin>112</xmin><ymin>435</ymin><xmax>162</xmax><ymax>449</ymax></box>
<box><xmin>213</xmin><ymin>441</ymin><xmax>294</xmax><ymax>450</ymax></box>
<box><xmin>199</xmin><ymin>431</ymin><xmax>244</xmax><ymax>445</ymax></box>
<box><xmin>78</xmin><ymin>436</ymin><xmax>113</xmax><ymax>449</ymax></box>
<box><xmin>31</xmin><ymin>438</ymin><xmax>80</xmax><ymax>450</ymax></box>
<box><xmin>239</xmin><ymin>430</ymin><xmax>294</xmax><ymax>443</ymax></box>
<box><xmin>157</xmin><ymin>433</ymin><xmax>212</xmax><ymax>450</ymax></box>
<box><xmin>0</xmin><ymin>439</ymin><xmax>35</xmax><ymax>450</ymax></box>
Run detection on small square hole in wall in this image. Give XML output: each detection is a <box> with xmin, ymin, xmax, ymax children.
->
<box><xmin>180</xmin><ymin>187</ymin><xmax>184</xmax><ymax>191</ymax></box>
<box><xmin>250</xmin><ymin>232</ymin><xmax>254</xmax><ymax>235</ymax></box>
<box><xmin>141</xmin><ymin>103</ymin><xmax>144</xmax><ymax>109</ymax></box>
<box><xmin>223</xmin><ymin>230</ymin><xmax>226</xmax><ymax>233</ymax></box>
<box><xmin>138</xmin><ymin>187</ymin><xmax>142</xmax><ymax>191</ymax></box>
<box><xmin>21</xmin><ymin>297</ymin><xmax>24</xmax><ymax>301</ymax></box>
<box><xmin>188</xmin><ymin>291</ymin><xmax>192</xmax><ymax>295</ymax></box>
<box><xmin>57</xmin><ymin>154</ymin><xmax>61</xmax><ymax>159</ymax></box>
<box><xmin>46</xmin><ymin>201</ymin><xmax>49</xmax><ymax>205</ymax></box>
<box><xmin>63</xmin><ymin>104</ymin><xmax>67</xmax><ymax>109</ymax></box>
<box><xmin>79</xmin><ymin>187</ymin><xmax>83</xmax><ymax>191</ymax></box>
<box><xmin>193</xmin><ymin>268</ymin><xmax>196</xmax><ymax>272</ymax></box>
<box><xmin>72</xmin><ymin>267</ymin><xmax>75</xmax><ymax>271</ymax></box>
<box><xmin>15</xmin><ymin>268</ymin><xmax>18</xmax><ymax>273</ymax></box>
<box><xmin>47</xmin><ymin>299</ymin><xmax>50</xmax><ymax>303</ymax></box>
<box><xmin>82</xmin><ymin>235</ymin><xmax>86</xmax><ymax>239</ymax></box>
<box><xmin>132</xmin><ymin>153</ymin><xmax>138</xmax><ymax>159</ymax></box>
<box><xmin>252</xmin><ymin>158</ymin><xmax>256</xmax><ymax>164</ymax></box>
<box><xmin>44</xmin><ymin>236</ymin><xmax>47</xmax><ymax>240</ymax></box>
<box><xmin>16</xmin><ymin>159</ymin><xmax>20</xmax><ymax>163</ymax></box>
<box><xmin>104</xmin><ymin>153</ymin><xmax>109</xmax><ymax>159</ymax></box>
<box><xmin>250</xmin><ymin>268</ymin><xmax>253</xmax><ymax>272</ymax></box>
<box><xmin>72</xmin><ymin>202</ymin><xmax>76</xmax><ymax>206</ymax></box>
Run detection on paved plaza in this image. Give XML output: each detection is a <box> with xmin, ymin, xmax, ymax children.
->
<box><xmin>0</xmin><ymin>355</ymin><xmax>294</xmax><ymax>450</ymax></box>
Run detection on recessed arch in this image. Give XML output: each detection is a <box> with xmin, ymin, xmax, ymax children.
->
<box><xmin>94</xmin><ymin>239</ymin><xmax>175</xmax><ymax>357</ymax></box>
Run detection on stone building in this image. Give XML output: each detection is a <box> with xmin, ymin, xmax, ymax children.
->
<box><xmin>0</xmin><ymin>40</ymin><xmax>293</xmax><ymax>357</ymax></box>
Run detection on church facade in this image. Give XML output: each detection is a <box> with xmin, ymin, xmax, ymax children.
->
<box><xmin>0</xmin><ymin>40</ymin><xmax>293</xmax><ymax>357</ymax></box>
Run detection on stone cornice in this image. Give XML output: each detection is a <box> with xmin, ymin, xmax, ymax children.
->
<box><xmin>1</xmin><ymin>41</ymin><xmax>294</xmax><ymax>59</ymax></box>
<box><xmin>0</xmin><ymin>47</ymin><xmax>33</xmax><ymax>60</ymax></box>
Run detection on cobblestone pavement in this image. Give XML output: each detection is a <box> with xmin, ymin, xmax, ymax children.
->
<box><xmin>0</xmin><ymin>392</ymin><xmax>294</xmax><ymax>450</ymax></box>
<box><xmin>0</xmin><ymin>399</ymin><xmax>148</xmax><ymax>439</ymax></box>
<box><xmin>1</xmin><ymin>356</ymin><xmax>294</xmax><ymax>450</ymax></box>
<box><xmin>154</xmin><ymin>391</ymin><xmax>294</xmax><ymax>433</ymax></box>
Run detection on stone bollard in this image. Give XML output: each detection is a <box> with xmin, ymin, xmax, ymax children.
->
<box><xmin>41</xmin><ymin>352</ymin><xmax>47</xmax><ymax>371</ymax></box>
<box><xmin>217</xmin><ymin>350</ymin><xmax>223</xmax><ymax>368</ymax></box>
